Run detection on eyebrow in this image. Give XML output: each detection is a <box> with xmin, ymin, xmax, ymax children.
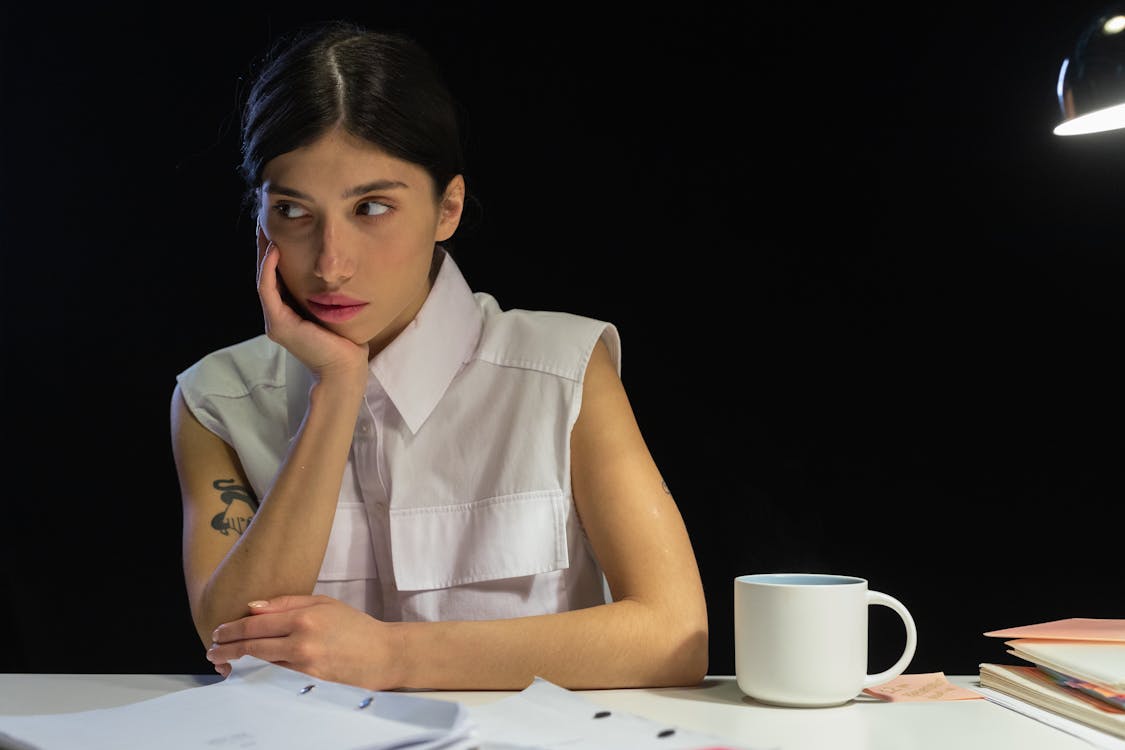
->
<box><xmin>265</xmin><ymin>179</ymin><xmax>409</xmax><ymax>201</ymax></box>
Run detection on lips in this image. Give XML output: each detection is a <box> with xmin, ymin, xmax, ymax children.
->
<box><xmin>305</xmin><ymin>293</ymin><xmax>368</xmax><ymax>323</ymax></box>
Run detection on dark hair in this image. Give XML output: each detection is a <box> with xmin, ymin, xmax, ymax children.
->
<box><xmin>239</xmin><ymin>20</ymin><xmax>465</xmax><ymax>213</ymax></box>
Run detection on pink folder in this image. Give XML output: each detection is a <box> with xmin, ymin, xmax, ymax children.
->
<box><xmin>984</xmin><ymin>618</ymin><xmax>1125</xmax><ymax>642</ymax></box>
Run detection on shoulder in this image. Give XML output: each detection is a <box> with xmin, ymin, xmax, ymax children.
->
<box><xmin>472</xmin><ymin>293</ymin><xmax>622</xmax><ymax>381</ymax></box>
<box><xmin>172</xmin><ymin>335</ymin><xmax>293</xmax><ymax>494</ymax></box>
<box><xmin>175</xmin><ymin>334</ymin><xmax>287</xmax><ymax>400</ymax></box>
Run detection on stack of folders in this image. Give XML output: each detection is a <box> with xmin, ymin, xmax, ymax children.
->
<box><xmin>979</xmin><ymin>617</ymin><xmax>1125</xmax><ymax>742</ymax></box>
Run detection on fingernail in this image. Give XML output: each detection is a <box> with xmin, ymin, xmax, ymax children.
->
<box><xmin>211</xmin><ymin>628</ymin><xmax>221</xmax><ymax>642</ymax></box>
<box><xmin>248</xmin><ymin>600</ymin><xmax>269</xmax><ymax>608</ymax></box>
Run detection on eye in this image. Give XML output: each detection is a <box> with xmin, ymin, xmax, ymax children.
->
<box><xmin>272</xmin><ymin>202</ymin><xmax>309</xmax><ymax>220</ymax></box>
<box><xmin>356</xmin><ymin>201</ymin><xmax>390</xmax><ymax>217</ymax></box>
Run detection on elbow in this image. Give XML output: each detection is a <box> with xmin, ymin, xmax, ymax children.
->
<box><xmin>651</xmin><ymin>609</ymin><xmax>708</xmax><ymax>687</ymax></box>
<box><xmin>670</xmin><ymin>621</ymin><xmax>710</xmax><ymax>686</ymax></box>
<box><xmin>191</xmin><ymin>581</ymin><xmax>228</xmax><ymax>649</ymax></box>
<box><xmin>193</xmin><ymin>601</ymin><xmax>220</xmax><ymax>650</ymax></box>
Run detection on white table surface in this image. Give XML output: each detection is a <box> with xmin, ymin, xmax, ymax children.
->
<box><xmin>0</xmin><ymin>672</ymin><xmax>1104</xmax><ymax>750</ymax></box>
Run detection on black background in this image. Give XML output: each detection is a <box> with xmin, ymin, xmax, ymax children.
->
<box><xmin>2</xmin><ymin>2</ymin><xmax>1123</xmax><ymax>680</ymax></box>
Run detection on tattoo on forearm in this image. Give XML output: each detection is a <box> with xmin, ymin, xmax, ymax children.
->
<box><xmin>210</xmin><ymin>479</ymin><xmax>258</xmax><ymax>536</ymax></box>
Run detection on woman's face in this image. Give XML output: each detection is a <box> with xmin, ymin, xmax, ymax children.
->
<box><xmin>258</xmin><ymin>127</ymin><xmax>463</xmax><ymax>355</ymax></box>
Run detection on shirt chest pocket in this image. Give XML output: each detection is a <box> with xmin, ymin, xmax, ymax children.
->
<box><xmin>389</xmin><ymin>490</ymin><xmax>569</xmax><ymax>591</ymax></box>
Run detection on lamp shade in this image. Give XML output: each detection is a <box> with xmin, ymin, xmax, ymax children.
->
<box><xmin>1055</xmin><ymin>4</ymin><xmax>1125</xmax><ymax>135</ymax></box>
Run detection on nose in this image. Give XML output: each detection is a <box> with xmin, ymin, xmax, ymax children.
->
<box><xmin>313</xmin><ymin>220</ymin><xmax>357</xmax><ymax>286</ymax></box>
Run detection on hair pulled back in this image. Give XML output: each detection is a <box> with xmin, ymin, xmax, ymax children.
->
<box><xmin>240</xmin><ymin>21</ymin><xmax>464</xmax><ymax>210</ymax></box>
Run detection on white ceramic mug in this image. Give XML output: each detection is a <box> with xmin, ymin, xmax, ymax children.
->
<box><xmin>734</xmin><ymin>573</ymin><xmax>917</xmax><ymax>707</ymax></box>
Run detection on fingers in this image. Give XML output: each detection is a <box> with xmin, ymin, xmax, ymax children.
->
<box><xmin>211</xmin><ymin>597</ymin><xmax>327</xmax><ymax>644</ymax></box>
<box><xmin>212</xmin><ymin>611</ymin><xmax>283</xmax><ymax>644</ymax></box>
<box><xmin>207</xmin><ymin>632</ymin><xmax>293</xmax><ymax>667</ymax></box>
<box><xmin>207</xmin><ymin>610</ymin><xmax>293</xmax><ymax>667</ymax></box>
<box><xmin>255</xmin><ymin>222</ymin><xmax>272</xmax><ymax>275</ymax></box>
<box><xmin>256</xmin><ymin>241</ymin><xmax>293</xmax><ymax>335</ymax></box>
<box><xmin>256</xmin><ymin>240</ymin><xmax>279</xmax><ymax>298</ymax></box>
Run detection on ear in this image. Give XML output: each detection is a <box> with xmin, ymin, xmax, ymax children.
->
<box><xmin>435</xmin><ymin>175</ymin><xmax>465</xmax><ymax>242</ymax></box>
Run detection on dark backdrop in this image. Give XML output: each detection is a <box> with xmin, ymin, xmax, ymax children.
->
<box><xmin>2</xmin><ymin>2</ymin><xmax>1123</xmax><ymax>679</ymax></box>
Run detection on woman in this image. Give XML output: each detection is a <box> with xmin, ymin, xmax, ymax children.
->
<box><xmin>170</xmin><ymin>19</ymin><xmax>708</xmax><ymax>691</ymax></box>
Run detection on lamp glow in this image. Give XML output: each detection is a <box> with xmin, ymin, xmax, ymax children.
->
<box><xmin>1053</xmin><ymin>101</ymin><xmax>1125</xmax><ymax>135</ymax></box>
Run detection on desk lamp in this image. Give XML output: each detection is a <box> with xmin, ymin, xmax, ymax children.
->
<box><xmin>1054</xmin><ymin>3</ymin><xmax>1125</xmax><ymax>135</ymax></box>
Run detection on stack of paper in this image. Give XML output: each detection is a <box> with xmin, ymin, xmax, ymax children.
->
<box><xmin>979</xmin><ymin>617</ymin><xmax>1125</xmax><ymax>742</ymax></box>
<box><xmin>0</xmin><ymin>656</ymin><xmax>478</xmax><ymax>750</ymax></box>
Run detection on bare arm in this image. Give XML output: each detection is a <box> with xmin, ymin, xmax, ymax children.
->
<box><xmin>171</xmin><ymin>376</ymin><xmax>365</xmax><ymax>646</ymax></box>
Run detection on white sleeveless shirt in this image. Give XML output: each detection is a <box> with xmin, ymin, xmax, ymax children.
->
<box><xmin>176</xmin><ymin>250</ymin><xmax>618</xmax><ymax>622</ymax></box>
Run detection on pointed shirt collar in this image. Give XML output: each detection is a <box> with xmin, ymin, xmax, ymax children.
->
<box><xmin>367</xmin><ymin>248</ymin><xmax>483</xmax><ymax>433</ymax></box>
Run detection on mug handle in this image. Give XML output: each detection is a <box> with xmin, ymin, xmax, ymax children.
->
<box><xmin>863</xmin><ymin>590</ymin><xmax>918</xmax><ymax>688</ymax></box>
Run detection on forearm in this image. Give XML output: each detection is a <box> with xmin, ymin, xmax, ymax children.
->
<box><xmin>195</xmin><ymin>379</ymin><xmax>364</xmax><ymax>639</ymax></box>
<box><xmin>394</xmin><ymin>598</ymin><xmax>708</xmax><ymax>690</ymax></box>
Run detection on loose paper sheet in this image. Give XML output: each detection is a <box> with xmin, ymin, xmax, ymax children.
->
<box><xmin>468</xmin><ymin>677</ymin><xmax>764</xmax><ymax>750</ymax></box>
<box><xmin>863</xmin><ymin>672</ymin><xmax>983</xmax><ymax>702</ymax></box>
